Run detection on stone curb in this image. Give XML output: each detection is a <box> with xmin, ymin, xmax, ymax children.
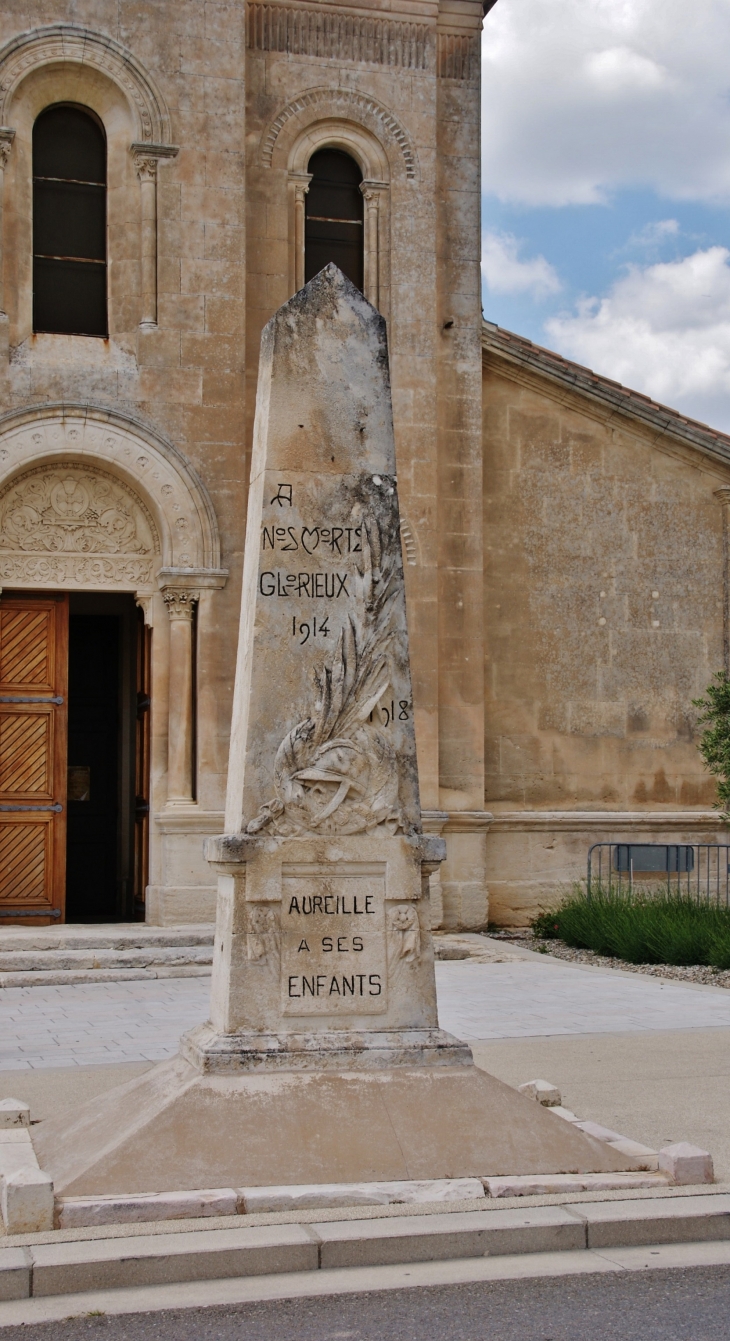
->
<box><xmin>1</xmin><ymin>1195</ymin><xmax>730</xmax><ymax>1301</ymax></box>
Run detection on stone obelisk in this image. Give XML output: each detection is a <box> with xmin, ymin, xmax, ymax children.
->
<box><xmin>187</xmin><ymin>263</ymin><xmax>466</xmax><ymax>1072</ymax></box>
<box><xmin>35</xmin><ymin>269</ymin><xmax>640</xmax><ymax>1195</ymax></box>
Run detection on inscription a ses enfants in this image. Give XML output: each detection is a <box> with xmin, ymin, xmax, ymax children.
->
<box><xmin>281</xmin><ymin>874</ymin><xmax>387</xmax><ymax>1015</ymax></box>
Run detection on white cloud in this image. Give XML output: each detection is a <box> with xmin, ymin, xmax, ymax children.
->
<box><xmin>545</xmin><ymin>247</ymin><xmax>730</xmax><ymax>427</ymax></box>
<box><xmin>627</xmin><ymin>219</ymin><xmax>680</xmax><ymax>249</ymax></box>
<box><xmin>584</xmin><ymin>46</ymin><xmax>670</xmax><ymax>96</ymax></box>
<box><xmin>482</xmin><ymin>231</ymin><xmax>561</xmax><ymax>299</ymax></box>
<box><xmin>482</xmin><ymin>0</ymin><xmax>730</xmax><ymax>206</ymax></box>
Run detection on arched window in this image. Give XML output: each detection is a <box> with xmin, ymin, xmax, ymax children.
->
<box><xmin>305</xmin><ymin>149</ymin><xmax>363</xmax><ymax>292</ymax></box>
<box><xmin>33</xmin><ymin>104</ymin><xmax>107</xmax><ymax>337</ymax></box>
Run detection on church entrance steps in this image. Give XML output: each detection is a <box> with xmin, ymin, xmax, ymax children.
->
<box><xmin>0</xmin><ymin>1191</ymin><xmax>729</xmax><ymax>1304</ymax></box>
<box><xmin>0</xmin><ymin>925</ymin><xmax>214</xmax><ymax>987</ymax></box>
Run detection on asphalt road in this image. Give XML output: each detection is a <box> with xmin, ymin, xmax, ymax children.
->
<box><xmin>4</xmin><ymin>1269</ymin><xmax>730</xmax><ymax>1341</ymax></box>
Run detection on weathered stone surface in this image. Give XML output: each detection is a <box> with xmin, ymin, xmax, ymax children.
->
<box><xmin>33</xmin><ymin>1057</ymin><xmax>646</xmax><ymax>1197</ymax></box>
<box><xmin>0</xmin><ymin>1101</ymin><xmax>29</xmax><ymax>1130</ymax></box>
<box><xmin>1</xmin><ymin>1168</ymin><xmax>54</xmax><ymax>1234</ymax></box>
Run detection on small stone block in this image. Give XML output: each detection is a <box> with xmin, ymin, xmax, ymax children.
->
<box><xmin>240</xmin><ymin>1179</ymin><xmax>485</xmax><ymax>1214</ymax></box>
<box><xmin>658</xmin><ymin>1143</ymin><xmax>714</xmax><ymax>1186</ymax></box>
<box><xmin>484</xmin><ymin>1171</ymin><xmax>671</xmax><ymax>1198</ymax></box>
<box><xmin>0</xmin><ymin>1101</ymin><xmax>30</xmax><ymax>1130</ymax></box>
<box><xmin>1</xmin><ymin>1167</ymin><xmax>54</xmax><ymax>1234</ymax></box>
<box><xmin>485</xmin><ymin>1174</ymin><xmax>586</xmax><ymax>1198</ymax></box>
<box><xmin>517</xmin><ymin>1080</ymin><xmax>562</xmax><ymax>1106</ymax></box>
<box><xmin>57</xmin><ymin>1188</ymin><xmax>239</xmax><ymax>1229</ymax></box>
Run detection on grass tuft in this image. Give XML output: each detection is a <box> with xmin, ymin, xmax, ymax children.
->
<box><xmin>531</xmin><ymin>883</ymin><xmax>730</xmax><ymax>969</ymax></box>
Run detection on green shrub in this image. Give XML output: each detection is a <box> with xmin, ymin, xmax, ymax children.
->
<box><xmin>531</xmin><ymin>883</ymin><xmax>730</xmax><ymax>967</ymax></box>
<box><xmin>693</xmin><ymin>671</ymin><xmax>730</xmax><ymax>820</ymax></box>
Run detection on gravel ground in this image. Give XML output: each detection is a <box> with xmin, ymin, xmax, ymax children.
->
<box><xmin>488</xmin><ymin>929</ymin><xmax>730</xmax><ymax>990</ymax></box>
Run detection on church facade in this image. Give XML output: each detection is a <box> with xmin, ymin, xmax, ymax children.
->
<box><xmin>0</xmin><ymin>0</ymin><xmax>725</xmax><ymax>931</ymax></box>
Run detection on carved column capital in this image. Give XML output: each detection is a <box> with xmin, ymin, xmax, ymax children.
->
<box><xmin>289</xmin><ymin>171</ymin><xmax>312</xmax><ymax>201</ymax></box>
<box><xmin>360</xmin><ymin>179</ymin><xmax>387</xmax><ymax>202</ymax></box>
<box><xmin>714</xmin><ymin>487</ymin><xmax>730</xmax><ymax>506</ymax></box>
<box><xmin>134</xmin><ymin>153</ymin><xmax>158</xmax><ymax>183</ymax></box>
<box><xmin>162</xmin><ymin>588</ymin><xmax>199</xmax><ymax>620</ymax></box>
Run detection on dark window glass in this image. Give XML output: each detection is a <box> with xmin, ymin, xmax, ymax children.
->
<box><xmin>33</xmin><ymin>105</ymin><xmax>107</xmax><ymax>336</ymax></box>
<box><xmin>305</xmin><ymin>149</ymin><xmax>363</xmax><ymax>292</ymax></box>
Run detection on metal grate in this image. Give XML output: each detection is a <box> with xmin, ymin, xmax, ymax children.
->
<box><xmin>587</xmin><ymin>843</ymin><xmax>730</xmax><ymax>905</ymax></box>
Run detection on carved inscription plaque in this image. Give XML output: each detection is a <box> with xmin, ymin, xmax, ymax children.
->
<box><xmin>282</xmin><ymin>864</ymin><xmax>387</xmax><ymax>1015</ymax></box>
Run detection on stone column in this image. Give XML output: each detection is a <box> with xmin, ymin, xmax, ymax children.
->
<box><xmin>131</xmin><ymin>143</ymin><xmax>179</xmax><ymax>328</ymax></box>
<box><xmin>289</xmin><ymin>173</ymin><xmax>312</xmax><ymax>294</ymax></box>
<box><xmin>715</xmin><ymin>487</ymin><xmax>730</xmax><ymax>672</ymax></box>
<box><xmin>135</xmin><ymin>153</ymin><xmax>158</xmax><ymax>327</ymax></box>
<box><xmin>360</xmin><ymin>181</ymin><xmax>386</xmax><ymax>309</ymax></box>
<box><xmin>162</xmin><ymin>588</ymin><xmax>198</xmax><ymax>804</ymax></box>
<box><xmin>0</xmin><ymin>129</ymin><xmax>15</xmax><ymax>324</ymax></box>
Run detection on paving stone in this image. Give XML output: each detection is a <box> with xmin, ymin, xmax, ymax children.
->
<box><xmin>30</xmin><ymin>1224</ymin><xmax>319</xmax><ymax>1295</ymax></box>
<box><xmin>567</xmin><ymin>1193</ymin><xmax>730</xmax><ymax>1249</ymax></box>
<box><xmin>0</xmin><ymin>1248</ymin><xmax>30</xmax><ymax>1301</ymax></box>
<box><xmin>312</xmin><ymin>1207</ymin><xmax>586</xmax><ymax>1268</ymax></box>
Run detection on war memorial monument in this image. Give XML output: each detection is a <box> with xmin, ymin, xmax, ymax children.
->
<box><xmin>34</xmin><ymin>268</ymin><xmax>635</xmax><ymax>1198</ymax></box>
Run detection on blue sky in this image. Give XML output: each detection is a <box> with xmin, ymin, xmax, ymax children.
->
<box><xmin>481</xmin><ymin>0</ymin><xmax>730</xmax><ymax>429</ymax></box>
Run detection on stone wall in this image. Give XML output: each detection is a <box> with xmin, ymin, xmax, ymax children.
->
<box><xmin>482</xmin><ymin>342</ymin><xmax>729</xmax><ymax>922</ymax></box>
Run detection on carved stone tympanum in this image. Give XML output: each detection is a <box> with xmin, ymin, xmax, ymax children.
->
<box><xmin>0</xmin><ymin>465</ymin><xmax>158</xmax><ymax>587</ymax></box>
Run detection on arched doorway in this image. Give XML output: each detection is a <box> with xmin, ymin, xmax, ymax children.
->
<box><xmin>0</xmin><ymin>407</ymin><xmax>226</xmax><ymax>926</ymax></box>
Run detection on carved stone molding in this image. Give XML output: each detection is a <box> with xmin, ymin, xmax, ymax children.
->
<box><xmin>0</xmin><ymin>405</ymin><xmax>226</xmax><ymax>582</ymax></box>
<box><xmin>399</xmin><ymin>518</ymin><xmax>418</xmax><ymax>567</ymax></box>
<box><xmin>0</xmin><ymin>127</ymin><xmax>13</xmax><ymax>170</ymax></box>
<box><xmin>0</xmin><ymin>25</ymin><xmax>172</xmax><ymax>143</ymax></box>
<box><xmin>0</xmin><ymin>463</ymin><xmax>158</xmax><ymax>590</ymax></box>
<box><xmin>262</xmin><ymin>87</ymin><xmax>418</xmax><ymax>181</ymax></box>
<box><xmin>437</xmin><ymin>32</ymin><xmax>480</xmax><ymax>81</ymax></box>
<box><xmin>248</xmin><ymin>3</ymin><xmax>432</xmax><ymax>71</ymax></box>
<box><xmin>0</xmin><ymin>554</ymin><xmax>153</xmax><ymax>587</ymax></box>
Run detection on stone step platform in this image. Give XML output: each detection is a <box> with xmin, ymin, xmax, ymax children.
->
<box><xmin>0</xmin><ymin>1191</ymin><xmax>729</xmax><ymax>1304</ymax></box>
<box><xmin>0</xmin><ymin>925</ymin><xmax>214</xmax><ymax>987</ymax></box>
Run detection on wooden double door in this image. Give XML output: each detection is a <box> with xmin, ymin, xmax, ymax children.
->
<box><xmin>0</xmin><ymin>592</ymin><xmax>150</xmax><ymax>924</ymax></box>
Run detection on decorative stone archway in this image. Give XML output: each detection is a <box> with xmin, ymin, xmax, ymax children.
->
<box><xmin>0</xmin><ymin>404</ymin><xmax>227</xmax><ymax>811</ymax></box>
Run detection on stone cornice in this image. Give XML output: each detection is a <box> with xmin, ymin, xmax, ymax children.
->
<box><xmin>482</xmin><ymin>320</ymin><xmax>730</xmax><ymax>477</ymax></box>
<box><xmin>487</xmin><ymin>810</ymin><xmax>723</xmax><ymax>832</ymax></box>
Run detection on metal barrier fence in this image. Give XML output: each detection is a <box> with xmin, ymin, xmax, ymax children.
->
<box><xmin>587</xmin><ymin>843</ymin><xmax>730</xmax><ymax>905</ymax></box>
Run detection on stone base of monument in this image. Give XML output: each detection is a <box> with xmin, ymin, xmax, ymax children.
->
<box><xmin>33</xmin><ymin>1053</ymin><xmax>645</xmax><ymax>1202</ymax></box>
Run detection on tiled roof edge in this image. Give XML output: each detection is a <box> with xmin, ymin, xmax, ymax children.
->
<box><xmin>481</xmin><ymin>319</ymin><xmax>730</xmax><ymax>469</ymax></box>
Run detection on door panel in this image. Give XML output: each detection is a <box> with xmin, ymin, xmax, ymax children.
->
<box><xmin>65</xmin><ymin>614</ymin><xmax>120</xmax><ymax>922</ymax></box>
<box><xmin>0</xmin><ymin>595</ymin><xmax>68</xmax><ymax>923</ymax></box>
